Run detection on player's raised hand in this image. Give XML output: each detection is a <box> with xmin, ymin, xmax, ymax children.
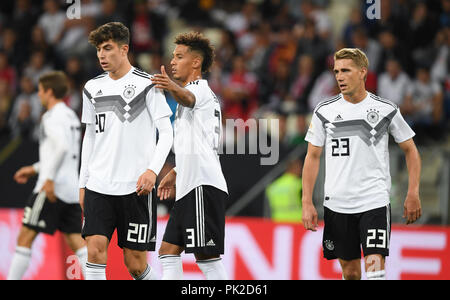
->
<box><xmin>13</xmin><ymin>166</ymin><xmax>36</xmax><ymax>184</ymax></box>
<box><xmin>152</xmin><ymin>65</ymin><xmax>175</xmax><ymax>91</ymax></box>
<box><xmin>136</xmin><ymin>169</ymin><xmax>157</xmax><ymax>196</ymax></box>
<box><xmin>157</xmin><ymin>169</ymin><xmax>176</xmax><ymax>201</ymax></box>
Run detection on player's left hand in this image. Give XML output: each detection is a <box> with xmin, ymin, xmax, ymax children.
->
<box><xmin>41</xmin><ymin>179</ymin><xmax>56</xmax><ymax>203</ymax></box>
<box><xmin>403</xmin><ymin>193</ymin><xmax>422</xmax><ymax>224</ymax></box>
<box><xmin>136</xmin><ymin>169</ymin><xmax>157</xmax><ymax>196</ymax></box>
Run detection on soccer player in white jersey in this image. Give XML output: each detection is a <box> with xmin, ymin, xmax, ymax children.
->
<box><xmin>78</xmin><ymin>22</ymin><xmax>173</xmax><ymax>280</ymax></box>
<box><xmin>152</xmin><ymin>32</ymin><xmax>229</xmax><ymax>280</ymax></box>
<box><xmin>8</xmin><ymin>71</ymin><xmax>87</xmax><ymax>280</ymax></box>
<box><xmin>302</xmin><ymin>48</ymin><xmax>422</xmax><ymax>280</ymax></box>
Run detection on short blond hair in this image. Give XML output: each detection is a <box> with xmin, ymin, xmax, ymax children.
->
<box><xmin>334</xmin><ymin>48</ymin><xmax>369</xmax><ymax>70</ymax></box>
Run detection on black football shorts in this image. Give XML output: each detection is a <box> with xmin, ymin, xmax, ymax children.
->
<box><xmin>82</xmin><ymin>188</ymin><xmax>157</xmax><ymax>251</ymax></box>
<box><xmin>22</xmin><ymin>191</ymin><xmax>82</xmax><ymax>235</ymax></box>
<box><xmin>323</xmin><ymin>204</ymin><xmax>391</xmax><ymax>261</ymax></box>
<box><xmin>162</xmin><ymin>185</ymin><xmax>228</xmax><ymax>256</ymax></box>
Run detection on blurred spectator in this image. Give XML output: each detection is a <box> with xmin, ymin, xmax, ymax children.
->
<box><xmin>215</xmin><ymin>29</ymin><xmax>238</xmax><ymax>74</ymax></box>
<box><xmin>8</xmin><ymin>76</ymin><xmax>41</xmax><ymax>140</ymax></box>
<box><xmin>131</xmin><ymin>0</ymin><xmax>167</xmax><ymax>55</ymax></box>
<box><xmin>377</xmin><ymin>28</ymin><xmax>412</xmax><ymax>76</ymax></box>
<box><xmin>65</xmin><ymin>56</ymin><xmax>84</xmax><ymax>91</ymax></box>
<box><xmin>377</xmin><ymin>57</ymin><xmax>411</xmax><ymax>106</ymax></box>
<box><xmin>431</xmin><ymin>27</ymin><xmax>449</xmax><ymax>84</ymax></box>
<box><xmin>0</xmin><ymin>51</ymin><xmax>17</xmax><ymax>93</ymax></box>
<box><xmin>95</xmin><ymin>0</ymin><xmax>126</xmax><ymax>27</ymax></box>
<box><xmin>288</xmin><ymin>54</ymin><xmax>315</xmax><ymax>111</ymax></box>
<box><xmin>23</xmin><ymin>50</ymin><xmax>53</xmax><ymax>87</ymax></box>
<box><xmin>37</xmin><ymin>0</ymin><xmax>66</xmax><ymax>45</ymax></box>
<box><xmin>293</xmin><ymin>18</ymin><xmax>331</xmax><ymax>77</ymax></box>
<box><xmin>244</xmin><ymin>23</ymin><xmax>271</xmax><ymax>73</ymax></box>
<box><xmin>0</xmin><ymin>27</ymin><xmax>22</xmax><ymax>72</ymax></box>
<box><xmin>265</xmin><ymin>158</ymin><xmax>303</xmax><ymax>223</ymax></box>
<box><xmin>0</xmin><ymin>79</ymin><xmax>13</xmax><ymax>136</ymax></box>
<box><xmin>440</xmin><ymin>0</ymin><xmax>450</xmax><ymax>27</ymax></box>
<box><xmin>65</xmin><ymin>77</ymin><xmax>82</xmax><ymax>115</ymax></box>
<box><xmin>222</xmin><ymin>55</ymin><xmax>259</xmax><ymax>120</ymax></box>
<box><xmin>350</xmin><ymin>26</ymin><xmax>381</xmax><ymax>74</ymax></box>
<box><xmin>342</xmin><ymin>8</ymin><xmax>364</xmax><ymax>46</ymax></box>
<box><xmin>402</xmin><ymin>65</ymin><xmax>444</xmax><ymax>142</ymax></box>
<box><xmin>407</xmin><ymin>2</ymin><xmax>440</xmax><ymax>57</ymax></box>
<box><xmin>307</xmin><ymin>55</ymin><xmax>338</xmax><ymax>112</ymax></box>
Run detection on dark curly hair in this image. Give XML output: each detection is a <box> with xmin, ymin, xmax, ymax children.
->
<box><xmin>88</xmin><ymin>22</ymin><xmax>130</xmax><ymax>47</ymax></box>
<box><xmin>175</xmin><ymin>32</ymin><xmax>215</xmax><ymax>73</ymax></box>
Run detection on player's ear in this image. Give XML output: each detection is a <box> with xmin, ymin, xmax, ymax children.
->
<box><xmin>192</xmin><ymin>55</ymin><xmax>202</xmax><ymax>71</ymax></box>
<box><xmin>120</xmin><ymin>44</ymin><xmax>129</xmax><ymax>56</ymax></box>
<box><xmin>361</xmin><ymin>67</ymin><xmax>368</xmax><ymax>82</ymax></box>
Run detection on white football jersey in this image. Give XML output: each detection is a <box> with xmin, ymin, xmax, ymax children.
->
<box><xmin>173</xmin><ymin>79</ymin><xmax>228</xmax><ymax>200</ymax></box>
<box><xmin>34</xmin><ymin>102</ymin><xmax>81</xmax><ymax>204</ymax></box>
<box><xmin>81</xmin><ymin>67</ymin><xmax>173</xmax><ymax>195</ymax></box>
<box><xmin>305</xmin><ymin>92</ymin><xmax>415</xmax><ymax>214</ymax></box>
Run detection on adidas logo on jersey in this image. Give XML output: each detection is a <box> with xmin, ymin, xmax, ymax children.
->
<box><xmin>206</xmin><ymin>239</ymin><xmax>216</xmax><ymax>247</ymax></box>
<box><xmin>334</xmin><ymin>114</ymin><xmax>343</xmax><ymax>121</ymax></box>
<box><xmin>96</xmin><ymin>90</ymin><xmax>103</xmax><ymax>96</ymax></box>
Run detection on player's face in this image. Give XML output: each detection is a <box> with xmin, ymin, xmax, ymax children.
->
<box><xmin>334</xmin><ymin>59</ymin><xmax>366</xmax><ymax>96</ymax></box>
<box><xmin>170</xmin><ymin>44</ymin><xmax>196</xmax><ymax>82</ymax></box>
<box><xmin>37</xmin><ymin>83</ymin><xmax>50</xmax><ymax>108</ymax></box>
<box><xmin>96</xmin><ymin>40</ymin><xmax>128</xmax><ymax>72</ymax></box>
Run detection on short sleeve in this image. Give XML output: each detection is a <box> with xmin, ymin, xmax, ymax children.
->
<box><xmin>185</xmin><ymin>82</ymin><xmax>208</xmax><ymax>109</ymax></box>
<box><xmin>389</xmin><ymin>109</ymin><xmax>415</xmax><ymax>143</ymax></box>
<box><xmin>146</xmin><ymin>86</ymin><xmax>173</xmax><ymax>121</ymax></box>
<box><xmin>305</xmin><ymin>111</ymin><xmax>326</xmax><ymax>147</ymax></box>
<box><xmin>81</xmin><ymin>87</ymin><xmax>96</xmax><ymax>124</ymax></box>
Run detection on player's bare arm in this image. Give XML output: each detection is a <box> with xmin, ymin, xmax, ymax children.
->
<box><xmin>152</xmin><ymin>66</ymin><xmax>196</xmax><ymax>108</ymax></box>
<box><xmin>301</xmin><ymin>143</ymin><xmax>322</xmax><ymax>231</ymax></box>
<box><xmin>398</xmin><ymin>138</ymin><xmax>422</xmax><ymax>224</ymax></box>
<box><xmin>13</xmin><ymin>165</ymin><xmax>37</xmax><ymax>184</ymax></box>
<box><xmin>157</xmin><ymin>168</ymin><xmax>176</xmax><ymax>200</ymax></box>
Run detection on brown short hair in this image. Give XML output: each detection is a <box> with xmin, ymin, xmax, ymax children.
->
<box><xmin>334</xmin><ymin>48</ymin><xmax>369</xmax><ymax>70</ymax></box>
<box><xmin>39</xmin><ymin>71</ymin><xmax>68</xmax><ymax>99</ymax></box>
<box><xmin>175</xmin><ymin>32</ymin><xmax>215</xmax><ymax>73</ymax></box>
<box><xmin>88</xmin><ymin>22</ymin><xmax>130</xmax><ymax>47</ymax></box>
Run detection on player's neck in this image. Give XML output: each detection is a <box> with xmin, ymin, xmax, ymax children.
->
<box><xmin>342</xmin><ymin>88</ymin><xmax>368</xmax><ymax>104</ymax></box>
<box><xmin>108</xmin><ymin>61</ymin><xmax>132</xmax><ymax>81</ymax></box>
<box><xmin>182</xmin><ymin>71</ymin><xmax>202</xmax><ymax>87</ymax></box>
<box><xmin>46</xmin><ymin>98</ymin><xmax>62</xmax><ymax>110</ymax></box>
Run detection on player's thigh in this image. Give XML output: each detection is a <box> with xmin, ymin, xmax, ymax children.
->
<box><xmin>360</xmin><ymin>204</ymin><xmax>391</xmax><ymax>258</ymax></box>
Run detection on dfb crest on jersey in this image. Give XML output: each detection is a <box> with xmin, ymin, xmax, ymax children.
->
<box><xmin>367</xmin><ymin>108</ymin><xmax>379</xmax><ymax>124</ymax></box>
<box><xmin>123</xmin><ymin>84</ymin><xmax>136</xmax><ymax>99</ymax></box>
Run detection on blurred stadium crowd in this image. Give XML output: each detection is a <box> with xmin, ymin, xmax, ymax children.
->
<box><xmin>0</xmin><ymin>0</ymin><xmax>448</xmax><ymax>147</ymax></box>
